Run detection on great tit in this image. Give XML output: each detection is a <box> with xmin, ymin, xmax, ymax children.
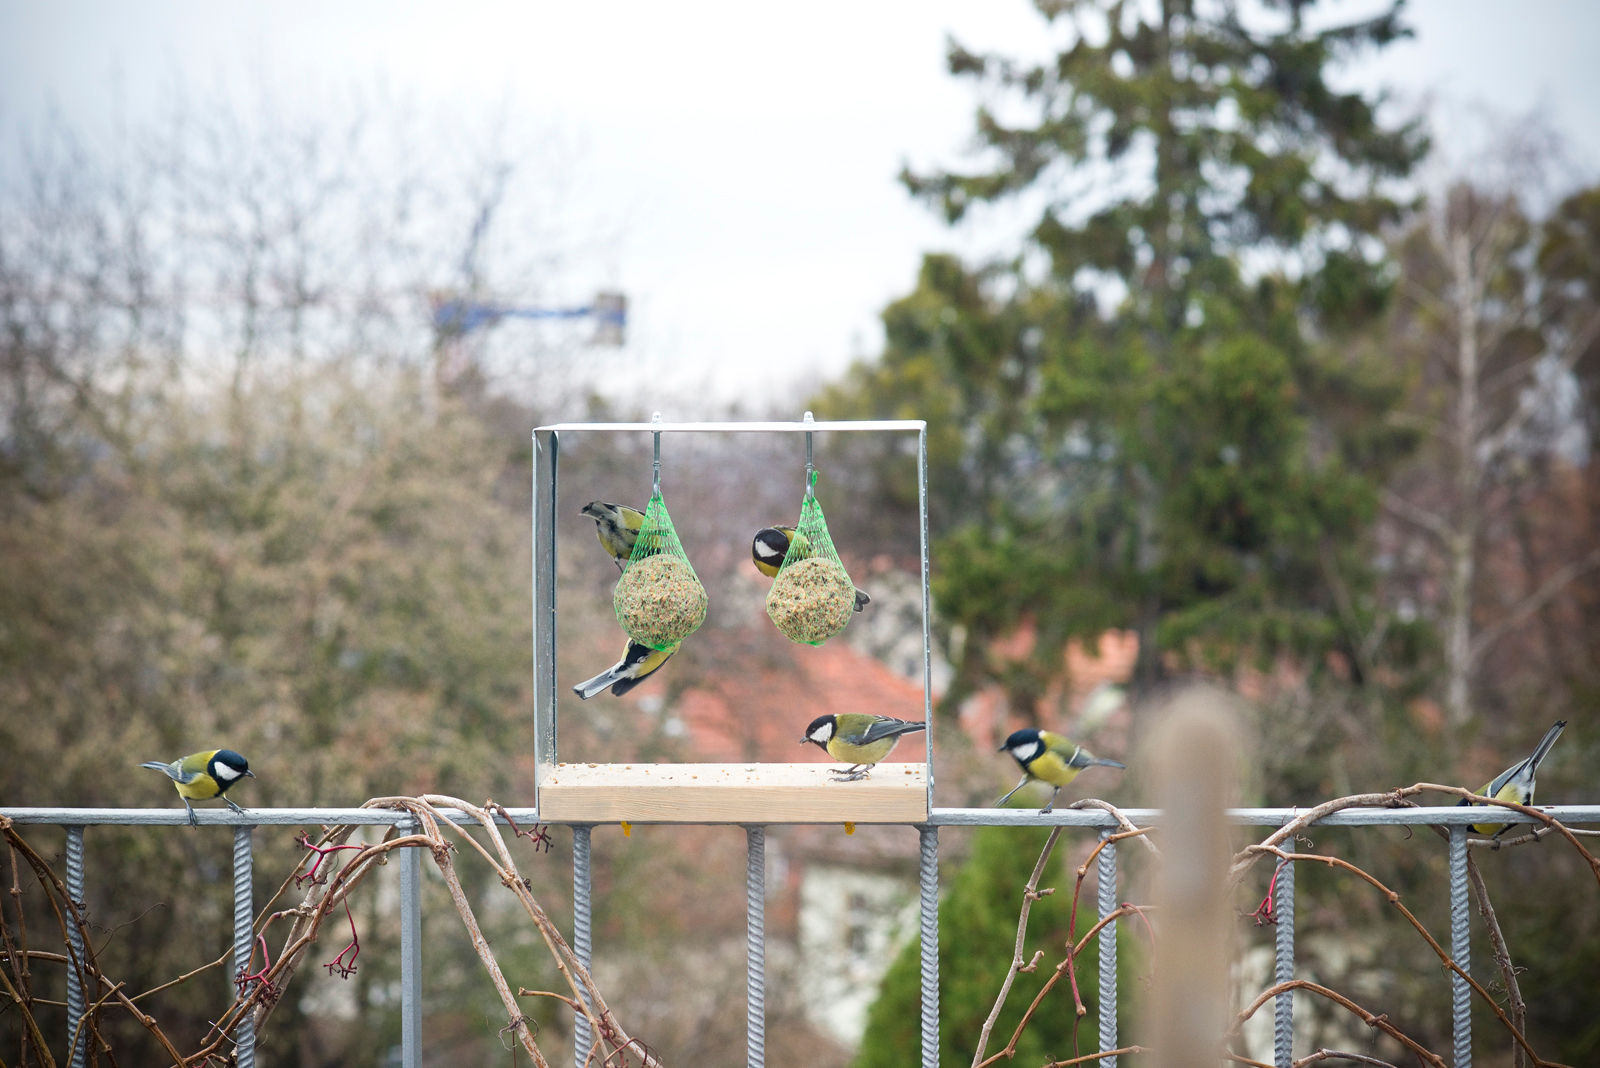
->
<box><xmin>573</xmin><ymin>639</ymin><xmax>680</xmax><ymax>699</ymax></box>
<box><xmin>139</xmin><ymin>749</ymin><xmax>254</xmax><ymax>826</ymax></box>
<box><xmin>997</xmin><ymin>728</ymin><xmax>1125</xmax><ymax>813</ymax></box>
<box><xmin>801</xmin><ymin>713</ymin><xmax>926</xmax><ymax>781</ymax></box>
<box><xmin>751</xmin><ymin>526</ymin><xmax>871</xmax><ymax>611</ymax></box>
<box><xmin>581</xmin><ymin>501</ymin><xmax>645</xmax><ymax>572</ymax></box>
<box><xmin>1458</xmin><ymin>719</ymin><xmax>1566</xmax><ymax>837</ymax></box>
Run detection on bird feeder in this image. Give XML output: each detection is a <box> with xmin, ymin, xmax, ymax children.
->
<box><xmin>532</xmin><ymin>414</ymin><xmax>932</xmax><ymax>824</ymax></box>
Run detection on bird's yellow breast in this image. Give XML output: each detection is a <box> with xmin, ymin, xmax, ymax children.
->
<box><xmin>1024</xmin><ymin>748</ymin><xmax>1083</xmax><ymax>788</ymax></box>
<box><xmin>173</xmin><ymin>773</ymin><xmax>224</xmax><ymax>801</ymax></box>
<box><xmin>1469</xmin><ymin>782</ymin><xmax>1534</xmax><ymax>835</ymax></box>
<box><xmin>827</xmin><ymin>735</ymin><xmax>896</xmax><ymax>766</ymax></box>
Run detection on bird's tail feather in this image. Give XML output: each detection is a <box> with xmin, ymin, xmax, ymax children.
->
<box><xmin>139</xmin><ymin>761</ymin><xmax>179</xmax><ymax>780</ymax></box>
<box><xmin>573</xmin><ymin>670</ymin><xmax>618</xmax><ymax>700</ymax></box>
<box><xmin>1528</xmin><ymin>720</ymin><xmax>1567</xmax><ymax>773</ymax></box>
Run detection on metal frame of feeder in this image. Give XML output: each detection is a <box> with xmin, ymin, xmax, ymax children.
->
<box><xmin>532</xmin><ymin>414</ymin><xmax>933</xmax><ymax>816</ymax></box>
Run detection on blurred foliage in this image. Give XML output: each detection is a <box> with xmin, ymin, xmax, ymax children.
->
<box><xmin>854</xmin><ymin>824</ymin><xmax>1138</xmax><ymax>1067</ymax></box>
<box><xmin>813</xmin><ymin>0</ymin><xmax>1430</xmax><ymax>720</ymax></box>
<box><xmin>831</xmin><ymin>0</ymin><xmax>1598</xmax><ymax>1063</ymax></box>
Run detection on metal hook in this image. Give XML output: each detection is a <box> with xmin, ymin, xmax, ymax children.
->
<box><xmin>651</xmin><ymin>411</ymin><xmax>662</xmax><ymax>497</ymax></box>
<box><xmin>803</xmin><ymin>410</ymin><xmax>815</xmax><ymax>500</ymax></box>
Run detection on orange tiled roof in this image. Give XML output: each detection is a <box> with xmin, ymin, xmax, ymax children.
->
<box><xmin>676</xmin><ymin>639</ymin><xmax>927</xmax><ymax>764</ymax></box>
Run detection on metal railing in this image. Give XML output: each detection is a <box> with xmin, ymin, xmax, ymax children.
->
<box><xmin>5</xmin><ymin>803</ymin><xmax>1598</xmax><ymax>1068</ymax></box>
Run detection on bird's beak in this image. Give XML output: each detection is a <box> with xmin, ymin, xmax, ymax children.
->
<box><xmin>996</xmin><ymin>744</ymin><xmax>1008</xmax><ymax>753</ymax></box>
<box><xmin>245</xmin><ymin>770</ymin><xmax>256</xmax><ymax>777</ymax></box>
<box><xmin>798</xmin><ymin>737</ymin><xmax>809</xmax><ymax>745</ymax></box>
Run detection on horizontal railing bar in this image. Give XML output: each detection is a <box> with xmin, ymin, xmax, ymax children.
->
<box><xmin>0</xmin><ymin>807</ymin><xmax>540</xmax><ymax>826</ymax></box>
<box><xmin>930</xmin><ymin>805</ymin><xmax>1600</xmax><ymax>827</ymax></box>
<box><xmin>534</xmin><ymin>419</ymin><xmax>926</xmax><ymax>434</ymax></box>
<box><xmin>5</xmin><ymin>805</ymin><xmax>1598</xmax><ymax>828</ymax></box>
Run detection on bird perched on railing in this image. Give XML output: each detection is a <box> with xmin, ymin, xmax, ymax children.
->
<box><xmin>581</xmin><ymin>501</ymin><xmax>645</xmax><ymax>572</ymax></box>
<box><xmin>997</xmin><ymin>728</ymin><xmax>1125</xmax><ymax>813</ymax></box>
<box><xmin>750</xmin><ymin>526</ymin><xmax>870</xmax><ymax>611</ymax></box>
<box><xmin>801</xmin><ymin>713</ymin><xmax>925</xmax><ymax>781</ymax></box>
<box><xmin>1460</xmin><ymin>719</ymin><xmax>1566</xmax><ymax>837</ymax></box>
<box><xmin>573</xmin><ymin>638</ymin><xmax>680</xmax><ymax>699</ymax></box>
<box><xmin>139</xmin><ymin>749</ymin><xmax>254</xmax><ymax>826</ymax></box>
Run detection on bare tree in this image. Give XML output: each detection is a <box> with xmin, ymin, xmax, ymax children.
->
<box><xmin>1382</xmin><ymin>148</ymin><xmax>1600</xmax><ymax>727</ymax></box>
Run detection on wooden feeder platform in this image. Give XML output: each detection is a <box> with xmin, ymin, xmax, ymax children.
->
<box><xmin>538</xmin><ymin>761</ymin><xmax>930</xmax><ymax>824</ymax></box>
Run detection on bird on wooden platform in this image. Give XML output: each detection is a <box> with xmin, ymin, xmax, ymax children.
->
<box><xmin>801</xmin><ymin>713</ymin><xmax>925</xmax><ymax>781</ymax></box>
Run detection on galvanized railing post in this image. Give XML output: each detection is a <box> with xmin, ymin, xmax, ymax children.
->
<box><xmin>1449</xmin><ymin>826</ymin><xmax>1471</xmax><ymax>1068</ymax></box>
<box><xmin>1096</xmin><ymin>831</ymin><xmax>1118</xmax><ymax>1068</ymax></box>
<box><xmin>231</xmin><ymin>825</ymin><xmax>256</xmax><ymax>1068</ymax></box>
<box><xmin>1273</xmin><ymin>859</ymin><xmax>1296</xmax><ymax>1068</ymax></box>
<box><xmin>400</xmin><ymin>817</ymin><xmax>422</xmax><ymax>1068</ymax></box>
<box><xmin>64</xmin><ymin>825</ymin><xmax>87</xmax><ymax>1068</ymax></box>
<box><xmin>745</xmin><ymin>825</ymin><xmax>767</xmax><ymax>1068</ymax></box>
<box><xmin>573</xmin><ymin>826</ymin><xmax>594</xmax><ymax>1067</ymax></box>
<box><xmin>918</xmin><ymin>825</ymin><xmax>939</xmax><ymax>1068</ymax></box>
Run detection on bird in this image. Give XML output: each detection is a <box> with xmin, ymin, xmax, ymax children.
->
<box><xmin>1458</xmin><ymin>720</ymin><xmax>1566</xmax><ymax>837</ymax></box>
<box><xmin>751</xmin><ymin>526</ymin><xmax>870</xmax><ymax>611</ymax></box>
<box><xmin>139</xmin><ymin>749</ymin><xmax>254</xmax><ymax>826</ymax></box>
<box><xmin>996</xmin><ymin>728</ymin><xmax>1125</xmax><ymax>813</ymax></box>
<box><xmin>581</xmin><ymin>501</ymin><xmax>646</xmax><ymax>572</ymax></box>
<box><xmin>801</xmin><ymin>713</ymin><xmax>926</xmax><ymax>781</ymax></box>
<box><xmin>572</xmin><ymin>639</ymin><xmax>680</xmax><ymax>699</ymax></box>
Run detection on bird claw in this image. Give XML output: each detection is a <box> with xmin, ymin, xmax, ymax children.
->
<box><xmin>830</xmin><ymin>766</ymin><xmax>870</xmax><ymax>782</ymax></box>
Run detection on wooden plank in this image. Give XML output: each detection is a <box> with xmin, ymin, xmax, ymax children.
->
<box><xmin>538</xmin><ymin>762</ymin><xmax>929</xmax><ymax>824</ymax></box>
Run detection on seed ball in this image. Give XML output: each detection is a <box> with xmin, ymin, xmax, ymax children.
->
<box><xmin>614</xmin><ymin>554</ymin><xmax>707</xmax><ymax>648</ymax></box>
<box><xmin>766</xmin><ymin>557</ymin><xmax>855</xmax><ymax>645</ymax></box>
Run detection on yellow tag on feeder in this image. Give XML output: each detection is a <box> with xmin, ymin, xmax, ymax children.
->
<box><xmin>844</xmin><ymin>822</ymin><xmax>856</xmax><ymax>836</ymax></box>
<box><xmin>620</xmin><ymin>821</ymin><xmax>632</xmax><ymax>838</ymax></box>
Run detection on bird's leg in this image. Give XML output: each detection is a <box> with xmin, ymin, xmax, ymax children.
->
<box><xmin>1039</xmin><ymin>787</ymin><xmax>1061</xmax><ymax>815</ymax></box>
<box><xmin>183</xmin><ymin>798</ymin><xmax>198</xmax><ymax>827</ymax></box>
<box><xmin>995</xmin><ymin>776</ymin><xmax>1030</xmax><ymax>808</ymax></box>
<box><xmin>224</xmin><ymin>796</ymin><xmax>248</xmax><ymax>816</ymax></box>
<box><xmin>832</xmin><ymin>765</ymin><xmax>871</xmax><ymax>782</ymax></box>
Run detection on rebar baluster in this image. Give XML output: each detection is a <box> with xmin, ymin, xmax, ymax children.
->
<box><xmin>919</xmin><ymin>825</ymin><xmax>940</xmax><ymax>1068</ymax></box>
<box><xmin>1096</xmin><ymin>831</ymin><xmax>1118</xmax><ymax>1068</ymax></box>
<box><xmin>65</xmin><ymin>826</ymin><xmax>86</xmax><ymax>1068</ymax></box>
<box><xmin>746</xmin><ymin>826</ymin><xmax>767</xmax><ymax>1068</ymax></box>
<box><xmin>1273</xmin><ymin>858</ymin><xmax>1296</xmax><ymax>1067</ymax></box>
<box><xmin>573</xmin><ymin>826</ymin><xmax>593</xmax><ymax>1067</ymax></box>
<box><xmin>232</xmin><ymin>825</ymin><xmax>256</xmax><ymax>1068</ymax></box>
<box><xmin>400</xmin><ymin>817</ymin><xmax>422</xmax><ymax>1068</ymax></box>
<box><xmin>1449</xmin><ymin>826</ymin><xmax>1471</xmax><ymax>1068</ymax></box>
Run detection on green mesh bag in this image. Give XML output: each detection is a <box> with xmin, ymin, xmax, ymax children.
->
<box><xmin>765</xmin><ymin>473</ymin><xmax>856</xmax><ymax>645</ymax></box>
<box><xmin>612</xmin><ymin>488</ymin><xmax>707</xmax><ymax>650</ymax></box>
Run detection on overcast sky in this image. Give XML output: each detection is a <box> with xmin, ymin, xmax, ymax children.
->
<box><xmin>4</xmin><ymin>1</ymin><xmax>1598</xmax><ymax>414</ymax></box>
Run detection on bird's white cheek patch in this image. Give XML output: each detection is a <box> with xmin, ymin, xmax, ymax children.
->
<box><xmin>214</xmin><ymin>764</ymin><xmax>243</xmax><ymax>782</ymax></box>
<box><xmin>808</xmin><ymin>726</ymin><xmax>833</xmax><ymax>743</ymax></box>
<box><xmin>1015</xmin><ymin>740</ymin><xmax>1042</xmax><ymax>762</ymax></box>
